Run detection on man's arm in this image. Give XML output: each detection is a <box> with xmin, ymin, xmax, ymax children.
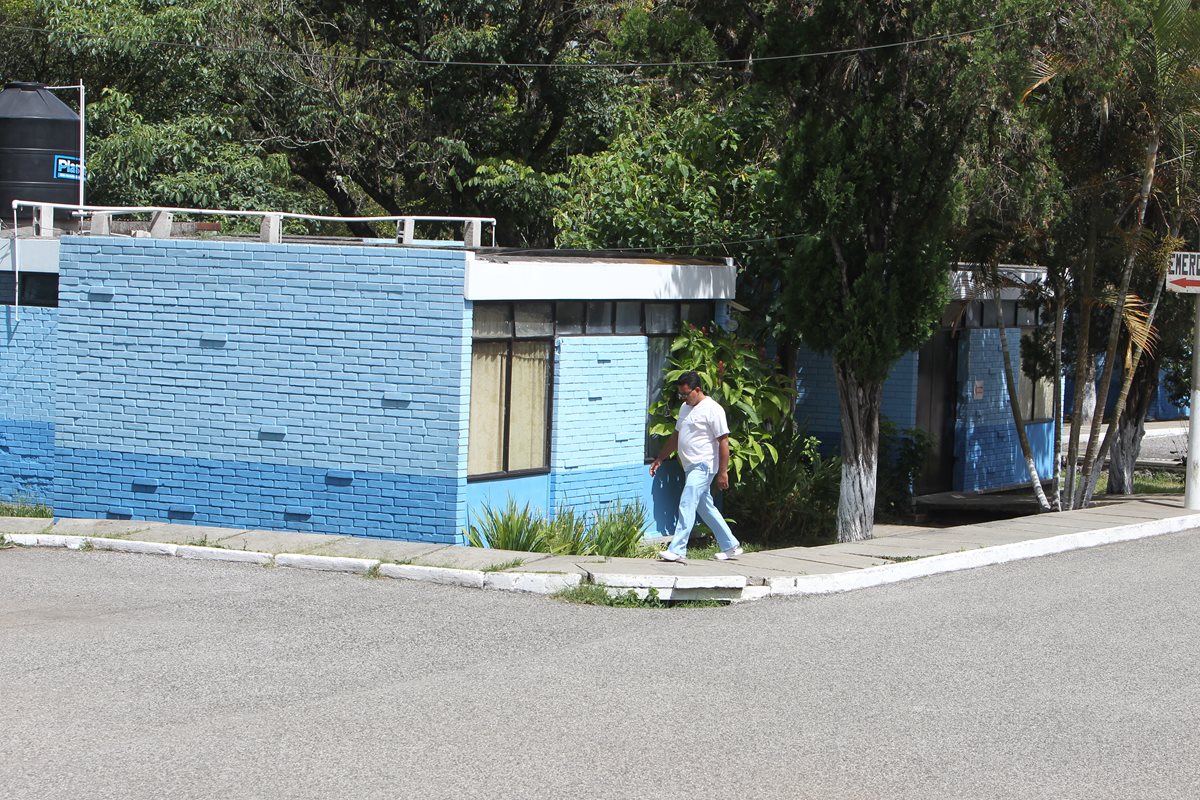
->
<box><xmin>715</xmin><ymin>434</ymin><xmax>730</xmax><ymax>490</ymax></box>
<box><xmin>649</xmin><ymin>432</ymin><xmax>679</xmax><ymax>476</ymax></box>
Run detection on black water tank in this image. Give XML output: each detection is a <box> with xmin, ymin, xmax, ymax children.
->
<box><xmin>0</xmin><ymin>82</ymin><xmax>80</xmax><ymax>221</ymax></box>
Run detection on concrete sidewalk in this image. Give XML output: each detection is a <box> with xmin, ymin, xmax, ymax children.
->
<box><xmin>3</xmin><ymin>497</ymin><xmax>1198</xmax><ymax>603</ymax></box>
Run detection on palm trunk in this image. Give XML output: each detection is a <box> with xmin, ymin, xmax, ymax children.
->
<box><xmin>1106</xmin><ymin>358</ymin><xmax>1157</xmax><ymax>494</ymax></box>
<box><xmin>1051</xmin><ymin>290</ymin><xmax>1065</xmax><ymax>510</ymax></box>
<box><xmin>992</xmin><ymin>289</ymin><xmax>1051</xmax><ymax>511</ymax></box>
<box><xmin>1065</xmin><ymin>211</ymin><xmax>1100</xmax><ymax>509</ymax></box>
<box><xmin>834</xmin><ymin>360</ymin><xmax>881</xmax><ymax>542</ymax></box>
<box><xmin>1077</xmin><ymin>127</ymin><xmax>1160</xmax><ymax>507</ymax></box>
<box><xmin>1082</xmin><ymin>272</ymin><xmax>1167</xmax><ymax>505</ymax></box>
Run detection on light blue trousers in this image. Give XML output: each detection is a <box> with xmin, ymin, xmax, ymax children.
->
<box><xmin>667</xmin><ymin>463</ymin><xmax>739</xmax><ymax>557</ymax></box>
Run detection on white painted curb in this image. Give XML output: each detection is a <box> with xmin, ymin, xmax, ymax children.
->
<box><xmin>274</xmin><ymin>553</ymin><xmax>379</xmax><ymax>574</ymax></box>
<box><xmin>89</xmin><ymin>537</ymin><xmax>178</xmax><ymax>557</ymax></box>
<box><xmin>177</xmin><ymin>545</ymin><xmax>273</xmax><ymax>565</ymax></box>
<box><xmin>774</xmin><ymin>513</ymin><xmax>1200</xmax><ymax>597</ymax></box>
<box><xmin>484</xmin><ymin>572</ymin><xmax>582</xmax><ymax>594</ymax></box>
<box><xmin>592</xmin><ymin>572</ymin><xmax>675</xmax><ymax>589</ymax></box>
<box><xmin>5</xmin><ymin>533</ymin><xmax>85</xmax><ymax>549</ymax></box>
<box><xmin>378</xmin><ymin>563</ymin><xmax>485</xmax><ymax>588</ymax></box>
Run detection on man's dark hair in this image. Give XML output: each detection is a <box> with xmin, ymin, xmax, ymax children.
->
<box><xmin>676</xmin><ymin>371</ymin><xmax>702</xmax><ymax>390</ymax></box>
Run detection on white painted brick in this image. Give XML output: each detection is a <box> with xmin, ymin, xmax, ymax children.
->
<box><xmin>275</xmin><ymin>553</ymin><xmax>379</xmax><ymax>573</ymax></box>
<box><xmin>378</xmin><ymin>563</ymin><xmax>485</xmax><ymax>588</ymax></box>
<box><xmin>674</xmin><ymin>574</ymin><xmax>746</xmax><ymax>589</ymax></box>
<box><xmin>177</xmin><ymin>545</ymin><xmax>273</xmax><ymax>565</ymax></box>
<box><xmin>591</xmin><ymin>572</ymin><xmax>676</xmax><ymax>589</ymax></box>
<box><xmin>89</xmin><ymin>537</ymin><xmax>178</xmax><ymax>556</ymax></box>
<box><xmin>484</xmin><ymin>572</ymin><xmax>582</xmax><ymax>594</ymax></box>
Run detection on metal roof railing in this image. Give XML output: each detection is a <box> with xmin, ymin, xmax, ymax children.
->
<box><xmin>8</xmin><ymin>200</ymin><xmax>497</xmax><ymax>247</ymax></box>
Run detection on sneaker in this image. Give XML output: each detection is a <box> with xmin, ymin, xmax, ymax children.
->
<box><xmin>658</xmin><ymin>550</ymin><xmax>686</xmax><ymax>564</ymax></box>
<box><xmin>712</xmin><ymin>546</ymin><xmax>744</xmax><ymax>561</ymax></box>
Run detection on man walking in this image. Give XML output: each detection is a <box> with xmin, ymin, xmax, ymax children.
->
<box><xmin>649</xmin><ymin>371</ymin><xmax>743</xmax><ymax>563</ymax></box>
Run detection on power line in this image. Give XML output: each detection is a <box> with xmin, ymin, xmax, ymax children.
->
<box><xmin>0</xmin><ymin>17</ymin><xmax>1029</xmax><ymax>71</ymax></box>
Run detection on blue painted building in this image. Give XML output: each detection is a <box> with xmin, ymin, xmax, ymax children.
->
<box><xmin>0</xmin><ymin>221</ymin><xmax>733</xmax><ymax>541</ymax></box>
<box><xmin>794</xmin><ymin>265</ymin><xmax>1057</xmax><ymax>494</ymax></box>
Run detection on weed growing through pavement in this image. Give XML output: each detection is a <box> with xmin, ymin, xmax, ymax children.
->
<box><xmin>552</xmin><ymin>584</ymin><xmax>723</xmax><ymax>609</ymax></box>
<box><xmin>364</xmin><ymin>563</ymin><xmax>382</xmax><ymax>579</ymax></box>
<box><xmin>76</xmin><ymin>539</ymin><xmax>94</xmax><ymax>552</ymax></box>
<box><xmin>874</xmin><ymin>554</ymin><xmax>923</xmax><ymax>563</ymax></box>
<box><xmin>0</xmin><ymin>534</ymin><xmax>11</xmax><ymax>550</ymax></box>
<box><xmin>482</xmin><ymin>558</ymin><xmax>525</xmax><ymax>572</ymax></box>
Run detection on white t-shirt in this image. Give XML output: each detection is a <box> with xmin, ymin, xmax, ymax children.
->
<box><xmin>675</xmin><ymin>396</ymin><xmax>730</xmax><ymax>472</ymax></box>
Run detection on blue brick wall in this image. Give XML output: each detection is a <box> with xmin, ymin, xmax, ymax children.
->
<box><xmin>549</xmin><ymin>336</ymin><xmax>651</xmax><ymax>519</ymax></box>
<box><xmin>794</xmin><ymin>344</ymin><xmax>919</xmax><ymax>445</ymax></box>
<box><xmin>954</xmin><ymin>328</ymin><xmax>1054</xmax><ymax>492</ymax></box>
<box><xmin>52</xmin><ymin>237</ymin><xmax>470</xmax><ymax>541</ymax></box>
<box><xmin>0</xmin><ymin>306</ymin><xmax>56</xmax><ymax>502</ymax></box>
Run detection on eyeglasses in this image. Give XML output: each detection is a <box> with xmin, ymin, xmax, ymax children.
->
<box><xmin>677</xmin><ymin>386</ymin><xmax>697</xmax><ymax>398</ymax></box>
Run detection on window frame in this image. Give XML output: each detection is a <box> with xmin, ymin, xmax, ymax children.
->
<box><xmin>469</xmin><ymin>301</ymin><xmax>554</xmax><ymax>481</ymax></box>
<box><xmin>468</xmin><ymin>300</ymin><xmax>719</xmax><ymax>479</ymax></box>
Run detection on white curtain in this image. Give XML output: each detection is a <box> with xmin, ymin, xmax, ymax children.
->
<box><xmin>469</xmin><ymin>342</ymin><xmax>508</xmax><ymax>474</ymax></box>
<box><xmin>507</xmin><ymin>342</ymin><xmax>550</xmax><ymax>470</ymax></box>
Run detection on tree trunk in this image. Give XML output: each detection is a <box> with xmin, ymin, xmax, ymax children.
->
<box><xmin>992</xmin><ymin>289</ymin><xmax>1051</xmax><ymax>511</ymax></box>
<box><xmin>1077</xmin><ymin>127</ymin><xmax>1160</xmax><ymax>506</ymax></box>
<box><xmin>1065</xmin><ymin>210</ymin><xmax>1100</xmax><ymax>509</ymax></box>
<box><xmin>1079</xmin><ymin>358</ymin><xmax>1098</xmax><ymax>428</ymax></box>
<box><xmin>1052</xmin><ymin>291</ymin><xmax>1065</xmax><ymax>510</ymax></box>
<box><xmin>1106</xmin><ymin>358</ymin><xmax>1157</xmax><ymax>495</ymax></box>
<box><xmin>834</xmin><ymin>360</ymin><xmax>882</xmax><ymax>542</ymax></box>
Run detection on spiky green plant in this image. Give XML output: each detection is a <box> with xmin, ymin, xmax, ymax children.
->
<box><xmin>588</xmin><ymin>498</ymin><xmax>650</xmax><ymax>558</ymax></box>
<box><xmin>464</xmin><ymin>500</ymin><xmax>551</xmax><ymax>553</ymax></box>
<box><xmin>546</xmin><ymin>505</ymin><xmax>592</xmax><ymax>555</ymax></box>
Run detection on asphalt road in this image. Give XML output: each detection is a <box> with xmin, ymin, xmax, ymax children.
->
<box><xmin>3</xmin><ymin>534</ymin><xmax>1199</xmax><ymax>800</ymax></box>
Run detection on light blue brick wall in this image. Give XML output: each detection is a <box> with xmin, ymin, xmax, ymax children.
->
<box><xmin>52</xmin><ymin>237</ymin><xmax>470</xmax><ymax>540</ymax></box>
<box><xmin>954</xmin><ymin>328</ymin><xmax>1054</xmax><ymax>492</ymax></box>
<box><xmin>794</xmin><ymin>344</ymin><xmax>919</xmax><ymax>444</ymax></box>
<box><xmin>0</xmin><ymin>306</ymin><xmax>56</xmax><ymax>502</ymax></box>
<box><xmin>549</xmin><ymin>336</ymin><xmax>650</xmax><ymax>517</ymax></box>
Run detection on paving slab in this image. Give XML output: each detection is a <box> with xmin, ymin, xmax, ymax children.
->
<box><xmin>412</xmin><ymin>546</ymin><xmax>549</xmax><ymax>570</ymax></box>
<box><xmin>732</xmin><ymin>552</ymin><xmax>866</xmax><ymax>576</ymax></box>
<box><xmin>765</xmin><ymin>547</ymin><xmax>890</xmax><ymax>568</ymax></box>
<box><xmin>834</xmin><ymin>541</ymin><xmax>959</xmax><ymax>559</ymax></box>
<box><xmin>306</xmin><ymin>538</ymin><xmax>449</xmax><ymax>562</ymax></box>
<box><xmin>51</xmin><ymin>518</ymin><xmax>159</xmax><ymax>538</ymax></box>
<box><xmin>127</xmin><ymin>523</ymin><xmax>251</xmax><ymax>546</ymax></box>
<box><xmin>584</xmin><ymin>559</ymin><xmax>744</xmax><ymax>578</ymax></box>
<box><xmin>501</xmin><ymin>554</ymin><xmax>610</xmax><ymax>573</ymax></box>
<box><xmin>215</xmin><ymin>530</ymin><xmax>348</xmax><ymax>554</ymax></box>
<box><xmin>0</xmin><ymin>516</ymin><xmax>54</xmax><ymax>534</ymax></box>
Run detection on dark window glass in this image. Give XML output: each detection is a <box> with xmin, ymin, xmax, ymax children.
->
<box><xmin>0</xmin><ymin>272</ymin><xmax>58</xmax><ymax>307</ymax></box>
<box><xmin>556</xmin><ymin>302</ymin><xmax>584</xmax><ymax>334</ymax></box>
<box><xmin>681</xmin><ymin>302</ymin><xmax>713</xmax><ymax>327</ymax></box>
<box><xmin>473</xmin><ymin>303</ymin><xmax>512</xmax><ymax>338</ymax></box>
<box><xmin>515</xmin><ymin>302</ymin><xmax>554</xmax><ymax>337</ymax></box>
<box><xmin>586</xmin><ymin>301</ymin><xmax>613</xmax><ymax>333</ymax></box>
<box><xmin>615</xmin><ymin>302</ymin><xmax>641</xmax><ymax>333</ymax></box>
<box><xmin>645</xmin><ymin>303</ymin><xmax>677</xmax><ymax>334</ymax></box>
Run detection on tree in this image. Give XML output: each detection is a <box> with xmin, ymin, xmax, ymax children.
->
<box><xmin>764</xmin><ymin>0</ymin><xmax>1039</xmax><ymax>540</ymax></box>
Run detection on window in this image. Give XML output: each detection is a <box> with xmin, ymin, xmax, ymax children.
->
<box><xmin>0</xmin><ymin>272</ymin><xmax>58</xmax><ymax>307</ymax></box>
<box><xmin>469</xmin><ymin>303</ymin><xmax>552</xmax><ymax>478</ymax></box>
<box><xmin>468</xmin><ymin>300</ymin><xmax>718</xmax><ymax>473</ymax></box>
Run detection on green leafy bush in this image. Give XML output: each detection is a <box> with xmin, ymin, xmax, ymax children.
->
<box><xmin>876</xmin><ymin>422</ymin><xmax>934</xmax><ymax>520</ymax></box>
<box><xmin>648</xmin><ymin>322</ymin><xmax>794</xmax><ymax>482</ymax></box>
<box><xmin>724</xmin><ymin>424</ymin><xmax>840</xmax><ymax>547</ymax></box>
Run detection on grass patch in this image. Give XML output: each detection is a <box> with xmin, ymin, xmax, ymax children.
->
<box><xmin>186</xmin><ymin>536</ymin><xmax>226</xmax><ymax>549</ymax></box>
<box><xmin>482</xmin><ymin>558</ymin><xmax>525</xmax><ymax>572</ymax></box>
<box><xmin>874</xmin><ymin>554</ymin><xmax>923</xmax><ymax>563</ymax></box>
<box><xmin>364</xmin><ymin>563</ymin><xmax>382</xmax><ymax>579</ymax></box>
<box><xmin>552</xmin><ymin>584</ymin><xmax>724</xmax><ymax>609</ymax></box>
<box><xmin>76</xmin><ymin>539</ymin><xmax>94</xmax><ymax>552</ymax></box>
<box><xmin>0</xmin><ymin>501</ymin><xmax>52</xmax><ymax>518</ymax></box>
<box><xmin>1095</xmin><ymin>468</ymin><xmax>1185</xmax><ymax>496</ymax></box>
